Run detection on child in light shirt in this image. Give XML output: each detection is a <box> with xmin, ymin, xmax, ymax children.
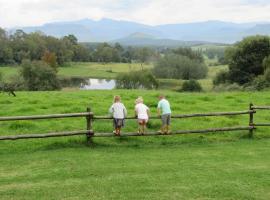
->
<box><xmin>109</xmin><ymin>95</ymin><xmax>127</xmax><ymax>136</ymax></box>
<box><xmin>135</xmin><ymin>97</ymin><xmax>150</xmax><ymax>135</ymax></box>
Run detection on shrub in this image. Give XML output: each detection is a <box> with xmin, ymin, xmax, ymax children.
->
<box><xmin>181</xmin><ymin>80</ymin><xmax>202</xmax><ymax>92</ymax></box>
<box><xmin>20</xmin><ymin>59</ymin><xmax>61</xmax><ymax>91</ymax></box>
<box><xmin>153</xmin><ymin>54</ymin><xmax>208</xmax><ymax>80</ymax></box>
<box><xmin>213</xmin><ymin>83</ymin><xmax>243</xmax><ymax>92</ymax></box>
<box><xmin>213</xmin><ymin>70</ymin><xmax>230</xmax><ymax>85</ymax></box>
<box><xmin>116</xmin><ymin>70</ymin><xmax>159</xmax><ymax>89</ymax></box>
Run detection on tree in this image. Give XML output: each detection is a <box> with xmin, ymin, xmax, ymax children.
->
<box><xmin>153</xmin><ymin>53</ymin><xmax>207</xmax><ymax>80</ymax></box>
<box><xmin>226</xmin><ymin>35</ymin><xmax>270</xmax><ymax>85</ymax></box>
<box><xmin>42</xmin><ymin>51</ymin><xmax>58</xmax><ymax>70</ymax></box>
<box><xmin>116</xmin><ymin>70</ymin><xmax>159</xmax><ymax>89</ymax></box>
<box><xmin>263</xmin><ymin>55</ymin><xmax>270</xmax><ymax>70</ymax></box>
<box><xmin>0</xmin><ymin>28</ymin><xmax>14</xmax><ymax>64</ymax></box>
<box><xmin>173</xmin><ymin>47</ymin><xmax>204</xmax><ymax>63</ymax></box>
<box><xmin>20</xmin><ymin>60</ymin><xmax>60</xmax><ymax>91</ymax></box>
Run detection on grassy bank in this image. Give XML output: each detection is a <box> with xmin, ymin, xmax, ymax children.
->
<box><xmin>0</xmin><ymin>90</ymin><xmax>270</xmax><ymax>199</ymax></box>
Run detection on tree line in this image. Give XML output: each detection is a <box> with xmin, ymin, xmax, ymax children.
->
<box><xmin>0</xmin><ymin>28</ymin><xmax>158</xmax><ymax>66</ymax></box>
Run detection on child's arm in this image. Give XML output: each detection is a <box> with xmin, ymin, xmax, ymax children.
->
<box><xmin>109</xmin><ymin>105</ymin><xmax>114</xmax><ymax>115</ymax></box>
<box><xmin>123</xmin><ymin>105</ymin><xmax>127</xmax><ymax>118</ymax></box>
<box><xmin>147</xmin><ymin>108</ymin><xmax>150</xmax><ymax>118</ymax></box>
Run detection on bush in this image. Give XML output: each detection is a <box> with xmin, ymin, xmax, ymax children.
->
<box><xmin>0</xmin><ymin>71</ymin><xmax>2</xmax><ymax>82</ymax></box>
<box><xmin>153</xmin><ymin>54</ymin><xmax>208</xmax><ymax>80</ymax></box>
<box><xmin>181</xmin><ymin>80</ymin><xmax>202</xmax><ymax>92</ymax></box>
<box><xmin>213</xmin><ymin>83</ymin><xmax>243</xmax><ymax>92</ymax></box>
<box><xmin>116</xmin><ymin>70</ymin><xmax>159</xmax><ymax>89</ymax></box>
<box><xmin>20</xmin><ymin>60</ymin><xmax>61</xmax><ymax>91</ymax></box>
<box><xmin>213</xmin><ymin>70</ymin><xmax>230</xmax><ymax>85</ymax></box>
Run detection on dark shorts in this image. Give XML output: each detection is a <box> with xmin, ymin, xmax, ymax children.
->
<box><xmin>161</xmin><ymin>114</ymin><xmax>171</xmax><ymax>126</ymax></box>
<box><xmin>113</xmin><ymin>118</ymin><xmax>125</xmax><ymax>128</ymax></box>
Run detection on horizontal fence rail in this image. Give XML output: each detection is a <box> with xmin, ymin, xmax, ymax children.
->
<box><xmin>0</xmin><ymin>103</ymin><xmax>269</xmax><ymax>142</ymax></box>
<box><xmin>0</xmin><ymin>130</ymin><xmax>93</xmax><ymax>141</ymax></box>
<box><xmin>0</xmin><ymin>112</ymin><xmax>93</xmax><ymax>122</ymax></box>
<box><xmin>254</xmin><ymin>123</ymin><xmax>270</xmax><ymax>127</ymax></box>
<box><xmin>94</xmin><ymin>126</ymin><xmax>255</xmax><ymax>137</ymax></box>
<box><xmin>252</xmin><ymin>106</ymin><xmax>270</xmax><ymax>110</ymax></box>
<box><xmin>94</xmin><ymin>110</ymin><xmax>255</xmax><ymax>120</ymax></box>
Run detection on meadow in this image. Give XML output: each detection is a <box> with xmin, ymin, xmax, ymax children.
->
<box><xmin>0</xmin><ymin>90</ymin><xmax>270</xmax><ymax>199</ymax></box>
<box><xmin>0</xmin><ymin>62</ymin><xmax>227</xmax><ymax>91</ymax></box>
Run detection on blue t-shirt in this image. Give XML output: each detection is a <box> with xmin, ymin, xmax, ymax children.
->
<box><xmin>157</xmin><ymin>99</ymin><xmax>171</xmax><ymax>115</ymax></box>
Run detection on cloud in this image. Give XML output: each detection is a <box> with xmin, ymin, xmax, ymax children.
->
<box><xmin>0</xmin><ymin>0</ymin><xmax>270</xmax><ymax>28</ymax></box>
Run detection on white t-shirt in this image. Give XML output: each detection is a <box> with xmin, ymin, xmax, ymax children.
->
<box><xmin>109</xmin><ymin>102</ymin><xmax>127</xmax><ymax>119</ymax></box>
<box><xmin>135</xmin><ymin>103</ymin><xmax>149</xmax><ymax>120</ymax></box>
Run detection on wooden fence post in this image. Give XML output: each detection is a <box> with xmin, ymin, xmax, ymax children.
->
<box><xmin>249</xmin><ymin>103</ymin><xmax>254</xmax><ymax>138</ymax></box>
<box><xmin>86</xmin><ymin>107</ymin><xmax>93</xmax><ymax>144</ymax></box>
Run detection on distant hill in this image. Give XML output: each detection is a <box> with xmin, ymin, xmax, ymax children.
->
<box><xmin>112</xmin><ymin>32</ymin><xmax>213</xmax><ymax>47</ymax></box>
<box><xmin>9</xmin><ymin>18</ymin><xmax>270</xmax><ymax>44</ymax></box>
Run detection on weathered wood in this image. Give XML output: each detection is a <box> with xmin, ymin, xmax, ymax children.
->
<box><xmin>86</xmin><ymin>107</ymin><xmax>93</xmax><ymax>144</ymax></box>
<box><xmin>93</xmin><ymin>126</ymin><xmax>254</xmax><ymax>137</ymax></box>
<box><xmin>253</xmin><ymin>123</ymin><xmax>270</xmax><ymax>126</ymax></box>
<box><xmin>249</xmin><ymin>103</ymin><xmax>254</xmax><ymax>138</ymax></box>
<box><xmin>0</xmin><ymin>112</ymin><xmax>93</xmax><ymax>121</ymax></box>
<box><xmin>251</xmin><ymin>106</ymin><xmax>270</xmax><ymax>110</ymax></box>
<box><xmin>0</xmin><ymin>130</ymin><xmax>93</xmax><ymax>141</ymax></box>
<box><xmin>94</xmin><ymin>110</ymin><xmax>255</xmax><ymax>120</ymax></box>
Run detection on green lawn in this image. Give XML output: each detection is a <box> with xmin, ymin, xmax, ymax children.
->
<box><xmin>0</xmin><ymin>90</ymin><xmax>270</xmax><ymax>199</ymax></box>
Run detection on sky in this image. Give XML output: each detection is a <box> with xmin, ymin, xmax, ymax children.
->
<box><xmin>1</xmin><ymin>0</ymin><xmax>270</xmax><ymax>28</ymax></box>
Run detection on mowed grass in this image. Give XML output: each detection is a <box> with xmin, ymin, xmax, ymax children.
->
<box><xmin>0</xmin><ymin>90</ymin><xmax>270</xmax><ymax>199</ymax></box>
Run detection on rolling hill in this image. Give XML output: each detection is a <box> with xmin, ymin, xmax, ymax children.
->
<box><xmin>9</xmin><ymin>18</ymin><xmax>270</xmax><ymax>44</ymax></box>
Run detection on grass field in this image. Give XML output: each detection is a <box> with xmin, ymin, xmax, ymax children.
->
<box><xmin>0</xmin><ymin>62</ymin><xmax>227</xmax><ymax>91</ymax></box>
<box><xmin>0</xmin><ymin>62</ymin><xmax>153</xmax><ymax>80</ymax></box>
<box><xmin>0</xmin><ymin>90</ymin><xmax>270</xmax><ymax>199</ymax></box>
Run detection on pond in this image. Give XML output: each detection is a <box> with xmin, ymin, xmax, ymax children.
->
<box><xmin>80</xmin><ymin>78</ymin><xmax>116</xmax><ymax>90</ymax></box>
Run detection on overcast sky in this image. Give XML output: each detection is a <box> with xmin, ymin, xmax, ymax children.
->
<box><xmin>1</xmin><ymin>0</ymin><xmax>270</xmax><ymax>28</ymax></box>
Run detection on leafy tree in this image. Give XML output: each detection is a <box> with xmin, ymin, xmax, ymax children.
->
<box><xmin>42</xmin><ymin>51</ymin><xmax>58</xmax><ymax>70</ymax></box>
<box><xmin>226</xmin><ymin>35</ymin><xmax>270</xmax><ymax>85</ymax></box>
<box><xmin>173</xmin><ymin>47</ymin><xmax>204</xmax><ymax>63</ymax></box>
<box><xmin>263</xmin><ymin>55</ymin><xmax>270</xmax><ymax>70</ymax></box>
<box><xmin>153</xmin><ymin>53</ymin><xmax>207</xmax><ymax>80</ymax></box>
<box><xmin>20</xmin><ymin>60</ymin><xmax>60</xmax><ymax>91</ymax></box>
<box><xmin>116</xmin><ymin>70</ymin><xmax>159</xmax><ymax>89</ymax></box>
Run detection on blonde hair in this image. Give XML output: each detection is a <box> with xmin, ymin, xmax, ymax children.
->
<box><xmin>114</xmin><ymin>95</ymin><xmax>121</xmax><ymax>103</ymax></box>
<box><xmin>135</xmin><ymin>96</ymin><xmax>143</xmax><ymax>104</ymax></box>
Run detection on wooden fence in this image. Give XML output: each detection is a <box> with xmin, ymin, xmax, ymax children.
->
<box><xmin>0</xmin><ymin>103</ymin><xmax>269</xmax><ymax>142</ymax></box>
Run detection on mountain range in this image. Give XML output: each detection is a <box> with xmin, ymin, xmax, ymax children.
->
<box><xmin>10</xmin><ymin>18</ymin><xmax>270</xmax><ymax>45</ymax></box>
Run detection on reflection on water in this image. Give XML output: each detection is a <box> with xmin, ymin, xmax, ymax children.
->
<box><xmin>80</xmin><ymin>78</ymin><xmax>116</xmax><ymax>90</ymax></box>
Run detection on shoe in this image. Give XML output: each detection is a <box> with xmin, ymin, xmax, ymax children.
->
<box><xmin>157</xmin><ymin>130</ymin><xmax>165</xmax><ymax>134</ymax></box>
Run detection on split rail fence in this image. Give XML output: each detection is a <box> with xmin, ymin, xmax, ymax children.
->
<box><xmin>0</xmin><ymin>104</ymin><xmax>269</xmax><ymax>142</ymax></box>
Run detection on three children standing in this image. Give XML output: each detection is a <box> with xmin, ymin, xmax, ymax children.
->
<box><xmin>109</xmin><ymin>94</ymin><xmax>171</xmax><ymax>136</ymax></box>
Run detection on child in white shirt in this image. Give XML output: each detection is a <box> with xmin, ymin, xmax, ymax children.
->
<box><xmin>109</xmin><ymin>95</ymin><xmax>127</xmax><ymax>136</ymax></box>
<box><xmin>135</xmin><ymin>97</ymin><xmax>150</xmax><ymax>135</ymax></box>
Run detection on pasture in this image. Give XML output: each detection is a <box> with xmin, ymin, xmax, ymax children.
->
<box><xmin>0</xmin><ymin>62</ymin><xmax>227</xmax><ymax>91</ymax></box>
<box><xmin>0</xmin><ymin>90</ymin><xmax>270</xmax><ymax>199</ymax></box>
